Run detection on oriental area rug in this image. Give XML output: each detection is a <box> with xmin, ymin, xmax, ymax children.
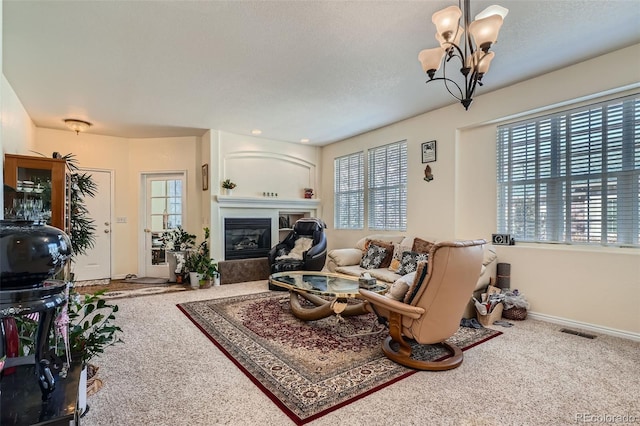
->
<box><xmin>177</xmin><ymin>292</ymin><xmax>502</xmax><ymax>425</ymax></box>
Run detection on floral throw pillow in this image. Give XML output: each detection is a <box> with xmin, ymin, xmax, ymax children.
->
<box><xmin>388</xmin><ymin>243</ymin><xmax>412</xmax><ymax>273</ymax></box>
<box><xmin>397</xmin><ymin>250</ymin><xmax>428</xmax><ymax>275</ymax></box>
<box><xmin>360</xmin><ymin>244</ymin><xmax>388</xmax><ymax>269</ymax></box>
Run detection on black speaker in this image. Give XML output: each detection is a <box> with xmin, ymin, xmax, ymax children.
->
<box><xmin>496</xmin><ymin>262</ymin><xmax>511</xmax><ymax>289</ymax></box>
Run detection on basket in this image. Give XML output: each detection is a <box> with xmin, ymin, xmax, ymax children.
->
<box><xmin>502</xmin><ymin>307</ymin><xmax>528</xmax><ymax>320</ymax></box>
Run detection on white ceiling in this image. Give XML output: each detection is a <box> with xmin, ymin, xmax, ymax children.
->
<box><xmin>3</xmin><ymin>1</ymin><xmax>640</xmax><ymax>145</ymax></box>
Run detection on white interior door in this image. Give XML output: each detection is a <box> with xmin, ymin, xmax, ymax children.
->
<box><xmin>73</xmin><ymin>169</ymin><xmax>113</xmax><ymax>281</ymax></box>
<box><xmin>143</xmin><ymin>173</ymin><xmax>186</xmax><ymax>278</ymax></box>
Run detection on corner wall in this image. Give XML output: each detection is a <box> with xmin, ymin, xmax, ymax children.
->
<box><xmin>320</xmin><ymin>44</ymin><xmax>640</xmax><ymax>336</ymax></box>
<box><xmin>34</xmin><ymin>129</ymin><xmax>202</xmax><ymax>278</ymax></box>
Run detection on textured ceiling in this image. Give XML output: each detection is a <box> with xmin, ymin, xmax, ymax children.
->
<box><xmin>3</xmin><ymin>1</ymin><xmax>640</xmax><ymax>145</ymax></box>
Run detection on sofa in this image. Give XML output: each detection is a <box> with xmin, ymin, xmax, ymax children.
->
<box><xmin>325</xmin><ymin>234</ymin><xmax>498</xmax><ymax>319</ymax></box>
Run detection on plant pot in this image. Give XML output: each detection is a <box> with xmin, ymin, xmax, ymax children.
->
<box><xmin>199</xmin><ymin>279</ymin><xmax>212</xmax><ymax>289</ymax></box>
<box><xmin>78</xmin><ymin>364</ymin><xmax>88</xmax><ymax>416</ymax></box>
<box><xmin>224</xmin><ymin>188</ymin><xmax>233</xmax><ymax>196</ymax></box>
<box><xmin>189</xmin><ymin>272</ymin><xmax>203</xmax><ymax>289</ymax></box>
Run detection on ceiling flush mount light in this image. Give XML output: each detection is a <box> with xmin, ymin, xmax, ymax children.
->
<box><xmin>64</xmin><ymin>119</ymin><xmax>92</xmax><ymax>135</ymax></box>
<box><xmin>251</xmin><ymin>129</ymin><xmax>262</xmax><ymax>135</ymax></box>
<box><xmin>300</xmin><ymin>138</ymin><xmax>310</xmax><ymax>143</ymax></box>
<box><xmin>418</xmin><ymin>0</ymin><xmax>508</xmax><ymax>110</ymax></box>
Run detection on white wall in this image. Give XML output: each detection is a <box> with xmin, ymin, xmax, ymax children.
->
<box><xmin>217</xmin><ymin>131</ymin><xmax>321</xmax><ymax>198</ymax></box>
<box><xmin>321</xmin><ymin>44</ymin><xmax>640</xmax><ymax>336</ymax></box>
<box><xmin>34</xmin><ymin>129</ymin><xmax>203</xmax><ymax>278</ymax></box>
<box><xmin>209</xmin><ymin>131</ymin><xmax>322</xmax><ymax>260</ymax></box>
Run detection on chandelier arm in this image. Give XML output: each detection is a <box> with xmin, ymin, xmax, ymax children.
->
<box><xmin>465</xmin><ymin>73</ymin><xmax>478</xmax><ymax>101</ymax></box>
<box><xmin>425</xmin><ymin>76</ymin><xmax>463</xmax><ymax>102</ymax></box>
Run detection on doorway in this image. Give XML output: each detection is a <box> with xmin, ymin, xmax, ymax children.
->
<box><xmin>73</xmin><ymin>169</ymin><xmax>113</xmax><ymax>281</ymax></box>
<box><xmin>141</xmin><ymin>172</ymin><xmax>187</xmax><ymax>278</ymax></box>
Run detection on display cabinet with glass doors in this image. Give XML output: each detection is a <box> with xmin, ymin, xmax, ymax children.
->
<box><xmin>3</xmin><ymin>154</ymin><xmax>70</xmax><ymax>232</ymax></box>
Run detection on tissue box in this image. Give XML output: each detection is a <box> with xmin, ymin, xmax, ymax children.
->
<box><xmin>358</xmin><ymin>277</ymin><xmax>377</xmax><ymax>289</ymax></box>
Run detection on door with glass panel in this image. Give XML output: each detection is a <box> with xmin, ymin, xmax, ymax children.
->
<box><xmin>143</xmin><ymin>173</ymin><xmax>186</xmax><ymax>278</ymax></box>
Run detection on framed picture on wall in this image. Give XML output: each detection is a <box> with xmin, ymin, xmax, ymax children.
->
<box><xmin>421</xmin><ymin>140</ymin><xmax>437</xmax><ymax>163</ymax></box>
<box><xmin>202</xmin><ymin>164</ymin><xmax>209</xmax><ymax>191</ymax></box>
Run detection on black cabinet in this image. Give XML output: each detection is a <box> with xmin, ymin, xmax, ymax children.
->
<box><xmin>1</xmin><ymin>361</ymin><xmax>81</xmax><ymax>425</ymax></box>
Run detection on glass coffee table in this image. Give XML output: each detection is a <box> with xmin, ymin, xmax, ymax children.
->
<box><xmin>269</xmin><ymin>271</ymin><xmax>388</xmax><ymax>321</ymax></box>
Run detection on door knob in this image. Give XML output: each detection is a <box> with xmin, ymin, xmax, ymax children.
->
<box><xmin>104</xmin><ymin>229</ymin><xmax>110</xmax><ymax>234</ymax></box>
<box><xmin>144</xmin><ymin>228</ymin><xmax>151</xmax><ymax>233</ymax></box>
<box><xmin>104</xmin><ymin>221</ymin><xmax>110</xmax><ymax>226</ymax></box>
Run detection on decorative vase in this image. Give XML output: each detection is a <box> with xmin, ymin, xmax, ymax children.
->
<box><xmin>224</xmin><ymin>188</ymin><xmax>233</xmax><ymax>196</ymax></box>
<box><xmin>0</xmin><ymin>219</ymin><xmax>72</xmax><ymax>289</ymax></box>
<box><xmin>199</xmin><ymin>279</ymin><xmax>212</xmax><ymax>289</ymax></box>
<box><xmin>189</xmin><ymin>272</ymin><xmax>203</xmax><ymax>289</ymax></box>
<box><xmin>214</xmin><ymin>273</ymin><xmax>220</xmax><ymax>287</ymax></box>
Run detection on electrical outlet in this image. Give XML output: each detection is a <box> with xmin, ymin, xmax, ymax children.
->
<box><xmin>116</xmin><ymin>217</ymin><xmax>127</xmax><ymax>223</ymax></box>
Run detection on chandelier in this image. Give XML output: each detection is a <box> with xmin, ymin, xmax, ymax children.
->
<box><xmin>418</xmin><ymin>0</ymin><xmax>508</xmax><ymax>110</ymax></box>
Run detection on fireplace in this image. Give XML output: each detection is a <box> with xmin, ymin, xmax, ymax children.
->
<box><xmin>224</xmin><ymin>218</ymin><xmax>272</xmax><ymax>260</ymax></box>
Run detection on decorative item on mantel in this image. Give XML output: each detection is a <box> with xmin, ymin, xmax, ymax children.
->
<box><xmin>222</xmin><ymin>179</ymin><xmax>236</xmax><ymax>196</ymax></box>
<box><xmin>303</xmin><ymin>188</ymin><xmax>314</xmax><ymax>199</ymax></box>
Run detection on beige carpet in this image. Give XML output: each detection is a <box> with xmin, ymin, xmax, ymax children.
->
<box><xmin>81</xmin><ymin>281</ymin><xmax>640</xmax><ymax>426</ymax></box>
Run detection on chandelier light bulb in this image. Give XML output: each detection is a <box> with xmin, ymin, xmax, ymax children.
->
<box><xmin>475</xmin><ymin>5</ymin><xmax>509</xmax><ymax>21</ymax></box>
<box><xmin>468</xmin><ymin>14</ymin><xmax>504</xmax><ymax>51</ymax></box>
<box><xmin>432</xmin><ymin>6</ymin><xmax>462</xmax><ymax>42</ymax></box>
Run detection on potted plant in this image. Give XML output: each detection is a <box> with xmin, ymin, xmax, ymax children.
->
<box><xmin>221</xmin><ymin>179</ymin><xmax>236</xmax><ymax>195</ymax></box>
<box><xmin>173</xmin><ymin>252</ymin><xmax>187</xmax><ymax>283</ymax></box>
<box><xmin>185</xmin><ymin>250</ymin><xmax>204</xmax><ymax>289</ymax></box>
<box><xmin>199</xmin><ymin>258</ymin><xmax>219</xmax><ymax>288</ymax></box>
<box><xmin>64</xmin><ymin>287</ymin><xmax>123</xmax><ymax>415</ymax></box>
<box><xmin>185</xmin><ymin>227</ymin><xmax>218</xmax><ymax>289</ymax></box>
<box><xmin>160</xmin><ymin>226</ymin><xmax>196</xmax><ymax>282</ymax></box>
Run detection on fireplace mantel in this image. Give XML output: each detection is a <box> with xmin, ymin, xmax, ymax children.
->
<box><xmin>215</xmin><ymin>195</ymin><xmax>321</xmax><ymax>210</ymax></box>
<box><xmin>213</xmin><ymin>195</ymin><xmax>322</xmax><ymax>260</ymax></box>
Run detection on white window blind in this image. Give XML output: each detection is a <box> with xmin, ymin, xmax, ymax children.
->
<box><xmin>334</xmin><ymin>152</ymin><xmax>364</xmax><ymax>229</ymax></box>
<box><xmin>497</xmin><ymin>94</ymin><xmax>640</xmax><ymax>247</ymax></box>
<box><xmin>368</xmin><ymin>140</ymin><xmax>408</xmax><ymax>231</ymax></box>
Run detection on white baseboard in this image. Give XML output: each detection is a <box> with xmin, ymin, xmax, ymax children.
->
<box><xmin>528</xmin><ymin>311</ymin><xmax>640</xmax><ymax>342</ymax></box>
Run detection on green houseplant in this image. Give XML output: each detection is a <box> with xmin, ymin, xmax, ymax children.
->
<box><xmin>221</xmin><ymin>179</ymin><xmax>236</xmax><ymax>190</ymax></box>
<box><xmin>66</xmin><ymin>290</ymin><xmax>123</xmax><ymax>364</ymax></box>
<box><xmin>161</xmin><ymin>226</ymin><xmax>197</xmax><ymax>282</ymax></box>
<box><xmin>185</xmin><ymin>227</ymin><xmax>218</xmax><ymax>288</ymax></box>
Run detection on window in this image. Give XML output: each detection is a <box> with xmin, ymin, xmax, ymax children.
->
<box><xmin>497</xmin><ymin>94</ymin><xmax>640</xmax><ymax>247</ymax></box>
<box><xmin>334</xmin><ymin>152</ymin><xmax>364</xmax><ymax>229</ymax></box>
<box><xmin>368</xmin><ymin>140</ymin><xmax>408</xmax><ymax>231</ymax></box>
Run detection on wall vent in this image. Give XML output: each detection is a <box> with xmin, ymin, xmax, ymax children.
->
<box><xmin>560</xmin><ymin>328</ymin><xmax>597</xmax><ymax>339</ymax></box>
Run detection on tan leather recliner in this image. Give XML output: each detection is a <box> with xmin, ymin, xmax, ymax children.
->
<box><xmin>359</xmin><ymin>239</ymin><xmax>485</xmax><ymax>371</ymax></box>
